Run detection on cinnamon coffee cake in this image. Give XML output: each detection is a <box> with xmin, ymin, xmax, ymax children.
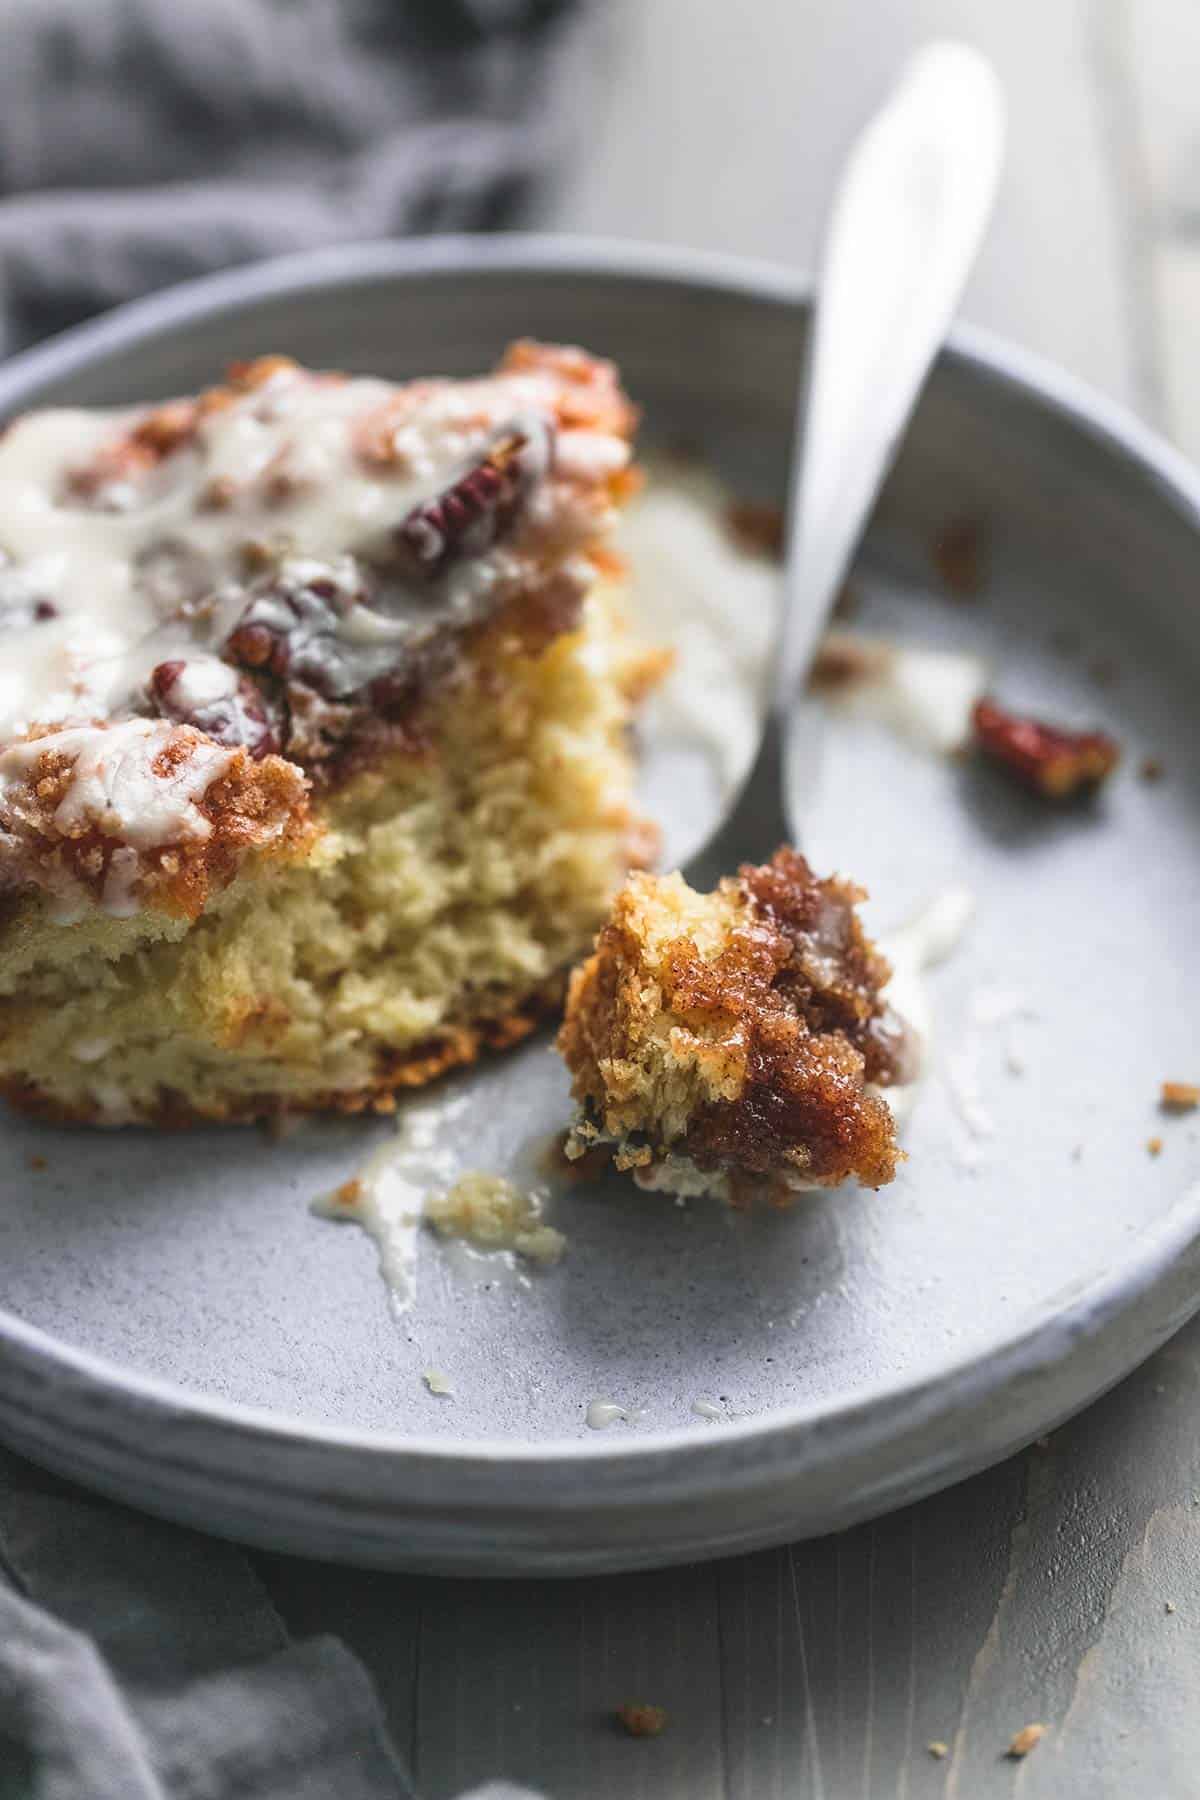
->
<box><xmin>559</xmin><ymin>850</ymin><xmax>911</xmax><ymax>1199</ymax></box>
<box><xmin>0</xmin><ymin>343</ymin><xmax>660</xmax><ymax>1123</ymax></box>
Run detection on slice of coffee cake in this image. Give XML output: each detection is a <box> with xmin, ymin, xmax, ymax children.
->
<box><xmin>0</xmin><ymin>343</ymin><xmax>661</xmax><ymax>1124</ymax></box>
<box><xmin>559</xmin><ymin>849</ymin><xmax>912</xmax><ymax>1199</ymax></box>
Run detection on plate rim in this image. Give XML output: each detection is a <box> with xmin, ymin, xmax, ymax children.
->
<box><xmin>2</xmin><ymin>232</ymin><xmax>1199</xmax><ymax>1535</ymax></box>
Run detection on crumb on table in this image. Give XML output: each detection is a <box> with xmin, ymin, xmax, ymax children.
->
<box><xmin>927</xmin><ymin>1740</ymin><xmax>949</xmax><ymax>1760</ymax></box>
<box><xmin>1161</xmin><ymin>1082</ymin><xmax>1199</xmax><ymax>1113</ymax></box>
<box><xmin>1007</xmin><ymin>1723</ymin><xmax>1046</xmax><ymax>1759</ymax></box>
<box><xmin>616</xmin><ymin>1703</ymin><xmax>668</xmax><ymax>1738</ymax></box>
<box><xmin>1147</xmin><ymin>1136</ymin><xmax>1164</xmax><ymax>1157</ymax></box>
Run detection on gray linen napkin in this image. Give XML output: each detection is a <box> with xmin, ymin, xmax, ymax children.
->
<box><xmin>0</xmin><ymin>2</ymin><xmax>599</xmax><ymax>1793</ymax></box>
<box><xmin>0</xmin><ymin>0</ymin><xmax>606</xmax><ymax>355</ymax></box>
<box><xmin>0</xmin><ymin>1450</ymin><xmax>413</xmax><ymax>1797</ymax></box>
<box><xmin>0</xmin><ymin>1450</ymin><xmax>547</xmax><ymax>1798</ymax></box>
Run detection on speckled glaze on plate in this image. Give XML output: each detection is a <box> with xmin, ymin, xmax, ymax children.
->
<box><xmin>0</xmin><ymin>238</ymin><xmax>1197</xmax><ymax>1575</ymax></box>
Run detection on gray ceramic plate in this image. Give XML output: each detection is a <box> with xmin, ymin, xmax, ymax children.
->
<box><xmin>0</xmin><ymin>239</ymin><xmax>1198</xmax><ymax>1575</ymax></box>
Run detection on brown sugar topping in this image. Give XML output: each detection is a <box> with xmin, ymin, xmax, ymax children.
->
<box><xmin>671</xmin><ymin>851</ymin><xmax>903</xmax><ymax>1188</ymax></box>
<box><xmin>562</xmin><ymin>849</ymin><xmax>906</xmax><ymax>1193</ymax></box>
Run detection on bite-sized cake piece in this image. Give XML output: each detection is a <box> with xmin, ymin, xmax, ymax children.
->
<box><xmin>558</xmin><ymin>849</ymin><xmax>912</xmax><ymax>1199</ymax></box>
<box><xmin>0</xmin><ymin>343</ymin><xmax>662</xmax><ymax>1124</ymax></box>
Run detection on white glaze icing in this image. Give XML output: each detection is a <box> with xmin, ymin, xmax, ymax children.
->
<box><xmin>312</xmin><ymin>1091</ymin><xmax>469</xmax><ymax>1315</ymax></box>
<box><xmin>615</xmin><ymin>464</ymin><xmax>775</xmax><ymax>795</ymax></box>
<box><xmin>585</xmin><ymin>1398</ymin><xmax>643</xmax><ymax>1429</ymax></box>
<box><xmin>0</xmin><ymin>366</ymin><xmax>614</xmax><ymax>739</ymax></box>
<box><xmin>0</xmin><ymin>718</ymin><xmax>233</xmax><ymax>849</ymax></box>
<box><xmin>878</xmin><ymin>887</ymin><xmax>976</xmax><ymax>1126</ymax></box>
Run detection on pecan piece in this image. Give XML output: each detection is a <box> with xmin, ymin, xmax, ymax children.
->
<box><xmin>394</xmin><ymin>415</ymin><xmax>553</xmax><ymax>580</ymax></box>
<box><xmin>149</xmin><ymin>657</ymin><xmax>282</xmax><ymax>758</ymax></box>
<box><xmin>224</xmin><ymin>561</ymin><xmax>368</xmax><ymax>700</ymax></box>
<box><xmin>972</xmin><ymin>696</ymin><xmax>1120</xmax><ymax>798</ymax></box>
<box><xmin>223</xmin><ymin>558</ymin><xmax>415</xmax><ymax>711</ymax></box>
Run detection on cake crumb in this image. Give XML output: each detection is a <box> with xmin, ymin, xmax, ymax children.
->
<box><xmin>27</xmin><ymin>1154</ymin><xmax>47</xmax><ymax>1171</ymax></box>
<box><xmin>725</xmin><ymin>499</ymin><xmax>784</xmax><ymax>559</ymax></box>
<box><xmin>1161</xmin><ymin>1082</ymin><xmax>1199</xmax><ymax>1113</ymax></box>
<box><xmin>1165</xmin><ymin>1600</ymin><xmax>1177</xmax><ymax>1614</ymax></box>
<box><xmin>616</xmin><ymin>1703</ymin><xmax>667</xmax><ymax>1738</ymax></box>
<box><xmin>422</xmin><ymin>1368</ymin><xmax>454</xmax><ymax>1398</ymax></box>
<box><xmin>330</xmin><ymin>1178</ymin><xmax>363</xmax><ymax>1209</ymax></box>
<box><xmin>1007</xmin><ymin>1723</ymin><xmax>1046</xmax><ymax>1759</ymax></box>
<box><xmin>927</xmin><ymin>1740</ymin><xmax>949</xmax><ymax>1760</ymax></box>
<box><xmin>1147</xmin><ymin>1136</ymin><xmax>1164</xmax><ymax>1157</ymax></box>
<box><xmin>426</xmin><ymin>1171</ymin><xmax>566</xmax><ymax>1266</ymax></box>
<box><xmin>1139</xmin><ymin>756</ymin><xmax>1165</xmax><ymax>783</ymax></box>
<box><xmin>932</xmin><ymin>517</ymin><xmax>986</xmax><ymax>598</ymax></box>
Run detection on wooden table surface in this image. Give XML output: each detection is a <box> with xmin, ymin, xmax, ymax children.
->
<box><xmin>259</xmin><ymin>6</ymin><xmax>1200</xmax><ymax>1793</ymax></box>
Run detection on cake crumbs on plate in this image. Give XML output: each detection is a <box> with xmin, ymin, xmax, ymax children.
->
<box><xmin>932</xmin><ymin>517</ymin><xmax>987</xmax><ymax>599</ymax></box>
<box><xmin>1161</xmin><ymin>1082</ymin><xmax>1199</xmax><ymax>1112</ymax></box>
<box><xmin>1165</xmin><ymin>1600</ymin><xmax>1177</xmax><ymax>1614</ymax></box>
<box><xmin>422</xmin><ymin>1369</ymin><xmax>454</xmax><ymax>1398</ymax></box>
<box><xmin>1007</xmin><ymin>1723</ymin><xmax>1046</xmax><ymax>1759</ymax></box>
<box><xmin>426</xmin><ymin>1171</ymin><xmax>566</xmax><ymax>1266</ymax></box>
<box><xmin>1147</xmin><ymin>1136</ymin><xmax>1164</xmax><ymax>1157</ymax></box>
<box><xmin>1139</xmin><ymin>755</ymin><xmax>1165</xmax><ymax>782</ymax></box>
<box><xmin>724</xmin><ymin>498</ymin><xmax>784</xmax><ymax>559</ymax></box>
<box><xmin>615</xmin><ymin>1703</ymin><xmax>668</xmax><ymax>1738</ymax></box>
<box><xmin>927</xmin><ymin>1740</ymin><xmax>949</xmax><ymax>1760</ymax></box>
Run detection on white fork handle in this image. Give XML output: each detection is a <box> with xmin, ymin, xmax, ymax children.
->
<box><xmin>775</xmin><ymin>41</ymin><xmax>1006</xmax><ymax>713</ymax></box>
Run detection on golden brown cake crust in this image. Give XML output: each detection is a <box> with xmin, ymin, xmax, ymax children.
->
<box><xmin>560</xmin><ymin>848</ymin><xmax>905</xmax><ymax>1192</ymax></box>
